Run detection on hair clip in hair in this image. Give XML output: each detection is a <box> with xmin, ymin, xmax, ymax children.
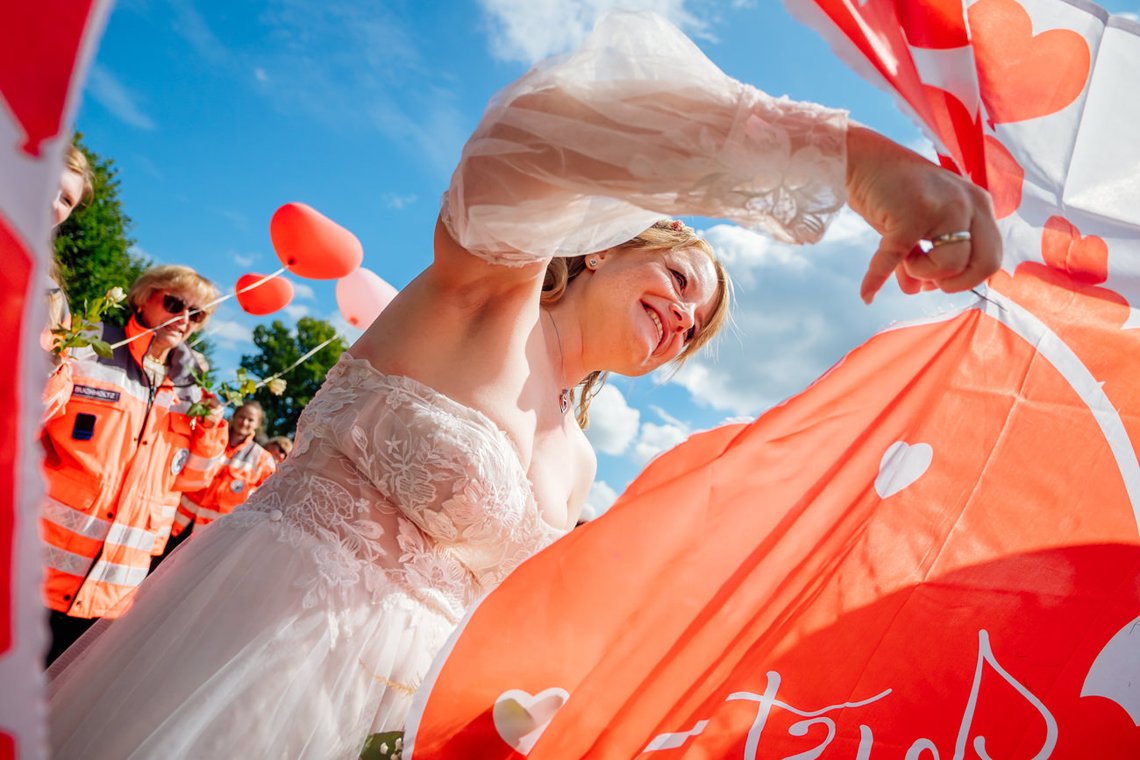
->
<box><xmin>654</xmin><ymin>218</ymin><xmax>693</xmax><ymax>234</ymax></box>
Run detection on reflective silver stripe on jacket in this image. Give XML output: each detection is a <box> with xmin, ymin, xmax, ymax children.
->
<box><xmin>42</xmin><ymin>498</ymin><xmax>113</xmax><ymax>542</ymax></box>
<box><xmin>43</xmin><ymin>545</ymin><xmax>95</xmax><ymax>577</ymax></box>
<box><xmin>85</xmin><ymin>560</ymin><xmax>149</xmax><ymax>587</ymax></box>
<box><xmin>104</xmin><ymin>523</ymin><xmax>157</xmax><ymax>552</ymax></box>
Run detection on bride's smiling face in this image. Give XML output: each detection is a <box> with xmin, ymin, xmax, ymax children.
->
<box><xmin>581</xmin><ymin>245</ymin><xmax>722</xmax><ymax>376</ymax></box>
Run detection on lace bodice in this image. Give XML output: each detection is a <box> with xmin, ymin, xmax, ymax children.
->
<box><xmin>233</xmin><ymin>354</ymin><xmax>567</xmax><ymax>622</ymax></box>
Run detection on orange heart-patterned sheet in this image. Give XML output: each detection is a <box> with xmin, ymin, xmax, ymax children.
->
<box><xmin>406</xmin><ymin>1</ymin><xmax>1140</xmax><ymax>757</ymax></box>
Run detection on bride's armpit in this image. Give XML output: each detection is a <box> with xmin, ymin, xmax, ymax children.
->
<box><xmin>429</xmin><ymin>213</ymin><xmax>550</xmax><ymax>296</ymax></box>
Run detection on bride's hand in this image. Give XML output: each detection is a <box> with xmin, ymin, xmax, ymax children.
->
<box><xmin>845</xmin><ymin>124</ymin><xmax>1002</xmax><ymax>304</ymax></box>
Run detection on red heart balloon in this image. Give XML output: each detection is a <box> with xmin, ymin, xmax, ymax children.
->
<box><xmin>235</xmin><ymin>273</ymin><xmax>294</xmax><ymax>316</ymax></box>
<box><xmin>270</xmin><ymin>203</ymin><xmax>363</xmax><ymax>280</ymax></box>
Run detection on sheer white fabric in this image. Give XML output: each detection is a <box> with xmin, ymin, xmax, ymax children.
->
<box><xmin>443</xmin><ymin>10</ymin><xmax>848</xmax><ymax>265</ymax></box>
<box><xmin>49</xmin><ymin>355</ymin><xmax>566</xmax><ymax>759</ymax></box>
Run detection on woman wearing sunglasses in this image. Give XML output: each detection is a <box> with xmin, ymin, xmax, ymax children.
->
<box><xmin>39</xmin><ymin>264</ymin><xmax>229</xmax><ymax>663</ymax></box>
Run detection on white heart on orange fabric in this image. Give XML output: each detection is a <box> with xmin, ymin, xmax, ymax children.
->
<box><xmin>1081</xmin><ymin>614</ymin><xmax>1140</xmax><ymax>725</ymax></box>
<box><xmin>875</xmin><ymin>441</ymin><xmax>933</xmax><ymax>499</ymax></box>
<box><xmin>492</xmin><ymin>687</ymin><xmax>569</xmax><ymax>755</ymax></box>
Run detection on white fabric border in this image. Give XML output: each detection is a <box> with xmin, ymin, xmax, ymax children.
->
<box><xmin>0</xmin><ymin>2</ymin><xmax>116</xmax><ymax>758</ymax></box>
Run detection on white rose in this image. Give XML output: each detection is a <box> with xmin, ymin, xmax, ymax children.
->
<box><xmin>266</xmin><ymin>377</ymin><xmax>287</xmax><ymax>396</ymax></box>
<box><xmin>106</xmin><ymin>286</ymin><xmax>127</xmax><ymax>305</ymax></box>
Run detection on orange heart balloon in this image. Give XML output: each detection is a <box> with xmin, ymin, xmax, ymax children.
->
<box><xmin>270</xmin><ymin>202</ymin><xmax>363</xmax><ymax>280</ymax></box>
<box><xmin>235</xmin><ymin>272</ymin><xmax>294</xmax><ymax>315</ymax></box>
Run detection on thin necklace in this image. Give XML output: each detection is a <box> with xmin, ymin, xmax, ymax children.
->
<box><xmin>544</xmin><ymin>309</ymin><xmax>572</xmax><ymax>415</ymax></box>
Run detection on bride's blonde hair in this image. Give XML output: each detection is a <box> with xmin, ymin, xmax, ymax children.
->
<box><xmin>542</xmin><ymin>220</ymin><xmax>732</xmax><ymax>428</ymax></box>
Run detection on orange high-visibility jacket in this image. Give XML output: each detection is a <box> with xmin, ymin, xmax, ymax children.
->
<box><xmin>40</xmin><ymin>316</ymin><xmax>228</xmax><ymax>619</ymax></box>
<box><xmin>173</xmin><ymin>437</ymin><xmax>276</xmax><ymax>537</ymax></box>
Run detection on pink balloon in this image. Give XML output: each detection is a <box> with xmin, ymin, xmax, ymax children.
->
<box><xmin>235</xmin><ymin>272</ymin><xmax>294</xmax><ymax>315</ymax></box>
<box><xmin>336</xmin><ymin>267</ymin><xmax>397</xmax><ymax>328</ymax></box>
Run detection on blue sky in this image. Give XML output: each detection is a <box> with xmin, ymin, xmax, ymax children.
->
<box><xmin>74</xmin><ymin>0</ymin><xmax>1139</xmax><ymax>516</ymax></box>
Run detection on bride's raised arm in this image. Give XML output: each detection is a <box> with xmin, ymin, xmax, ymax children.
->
<box><xmin>439</xmin><ymin>10</ymin><xmax>1000</xmax><ymax>299</ymax></box>
<box><xmin>441</xmin><ymin>11</ymin><xmax>847</xmax><ymax>267</ymax></box>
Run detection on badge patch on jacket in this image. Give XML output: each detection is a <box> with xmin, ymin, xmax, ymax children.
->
<box><xmin>171</xmin><ymin>448</ymin><xmax>190</xmax><ymax>475</ymax></box>
<box><xmin>230</xmin><ymin>480</ymin><xmax>245</xmax><ymax>494</ymax></box>
<box><xmin>72</xmin><ymin>413</ymin><xmax>97</xmax><ymax>441</ymax></box>
<box><xmin>72</xmin><ymin>384</ymin><xmax>121</xmax><ymax>403</ymax></box>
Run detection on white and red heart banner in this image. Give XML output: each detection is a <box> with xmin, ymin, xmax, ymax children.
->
<box><xmin>0</xmin><ymin>2</ymin><xmax>112</xmax><ymax>758</ymax></box>
<box><xmin>405</xmin><ymin>1</ymin><xmax>1140</xmax><ymax>757</ymax></box>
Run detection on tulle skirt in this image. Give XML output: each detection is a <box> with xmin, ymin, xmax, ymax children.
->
<box><xmin>48</xmin><ymin>511</ymin><xmax>453</xmax><ymax>759</ymax></box>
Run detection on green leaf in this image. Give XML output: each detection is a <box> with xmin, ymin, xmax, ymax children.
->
<box><xmin>89</xmin><ymin>338</ymin><xmax>113</xmax><ymax>359</ymax></box>
<box><xmin>186</xmin><ymin>401</ymin><xmax>210</xmax><ymax>419</ymax></box>
<box><xmin>221</xmin><ymin>387</ymin><xmax>244</xmax><ymax>407</ymax></box>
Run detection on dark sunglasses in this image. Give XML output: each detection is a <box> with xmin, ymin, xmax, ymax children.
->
<box><xmin>162</xmin><ymin>294</ymin><xmax>208</xmax><ymax>324</ymax></box>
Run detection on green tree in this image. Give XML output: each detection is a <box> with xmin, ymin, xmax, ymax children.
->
<box><xmin>240</xmin><ymin>317</ymin><xmax>347</xmax><ymax>437</ymax></box>
<box><xmin>53</xmin><ymin>135</ymin><xmax>148</xmax><ymax>325</ymax></box>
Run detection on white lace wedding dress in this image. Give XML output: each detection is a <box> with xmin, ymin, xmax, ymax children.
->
<box><xmin>48</xmin><ymin>11</ymin><xmax>846</xmax><ymax>760</ymax></box>
<box><xmin>49</xmin><ymin>357</ymin><xmax>566</xmax><ymax>757</ymax></box>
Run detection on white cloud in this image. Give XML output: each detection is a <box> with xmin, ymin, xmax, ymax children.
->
<box><xmin>292</xmin><ymin>281</ymin><xmax>316</xmax><ymax>301</ymax></box>
<box><xmin>282</xmin><ymin>304</ymin><xmax>310</xmax><ymax>320</ymax></box>
<box><xmin>171</xmin><ymin>0</ymin><xmax>229</xmax><ymax>65</ymax></box>
<box><xmin>581</xmin><ymin>479</ymin><xmax>619</xmax><ymax>521</ymax></box>
<box><xmin>907</xmin><ymin>135</ymin><xmax>939</xmax><ymax>162</ymax></box>
<box><xmin>668</xmin><ymin>212</ymin><xmax>974</xmax><ymax>416</ymax></box>
<box><xmin>256</xmin><ymin>2</ymin><xmax>468</xmax><ymax>175</ymax></box>
<box><xmin>219</xmin><ymin>209</ymin><xmax>249</xmax><ymax>231</ymax></box>
<box><xmin>204</xmin><ymin>318</ymin><xmax>254</xmax><ymax>347</ymax></box>
<box><xmin>700</xmin><ymin>224</ymin><xmax>806</xmax><ymax>288</ymax></box>
<box><xmin>633</xmin><ymin>420</ymin><xmax>688</xmax><ymax>463</ymax></box>
<box><xmin>584</xmin><ymin>384</ymin><xmax>641</xmax><ymax>455</ymax></box>
<box><xmin>86</xmin><ymin>64</ymin><xmax>156</xmax><ymax>130</ymax></box>
<box><xmin>648</xmin><ymin>404</ymin><xmax>686</xmax><ymax>430</ymax></box>
<box><xmin>383</xmin><ymin>193</ymin><xmax>418</xmax><ymax>210</ymax></box>
<box><xmin>365</xmin><ymin>94</ymin><xmax>467</xmax><ymax>175</ymax></box>
<box><xmin>476</xmin><ymin>0</ymin><xmax>713</xmax><ymax>64</ymax></box>
<box><xmin>254</xmin><ymin>67</ymin><xmax>269</xmax><ymax>82</ymax></box>
<box><xmin>233</xmin><ymin>253</ymin><xmax>257</xmax><ymax>267</ymax></box>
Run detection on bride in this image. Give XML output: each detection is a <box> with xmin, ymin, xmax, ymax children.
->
<box><xmin>48</xmin><ymin>11</ymin><xmax>999</xmax><ymax>759</ymax></box>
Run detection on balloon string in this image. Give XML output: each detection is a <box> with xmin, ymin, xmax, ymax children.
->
<box><xmin>108</xmin><ymin>267</ymin><xmax>288</xmax><ymax>350</ymax></box>
<box><xmin>252</xmin><ymin>335</ymin><xmax>340</xmax><ymax>391</ymax></box>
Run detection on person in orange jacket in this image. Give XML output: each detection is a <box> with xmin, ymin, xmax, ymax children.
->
<box><xmin>40</xmin><ymin>264</ymin><xmax>228</xmax><ymax>663</ymax></box>
<box><xmin>171</xmin><ymin>400</ymin><xmax>277</xmax><ymax>542</ymax></box>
